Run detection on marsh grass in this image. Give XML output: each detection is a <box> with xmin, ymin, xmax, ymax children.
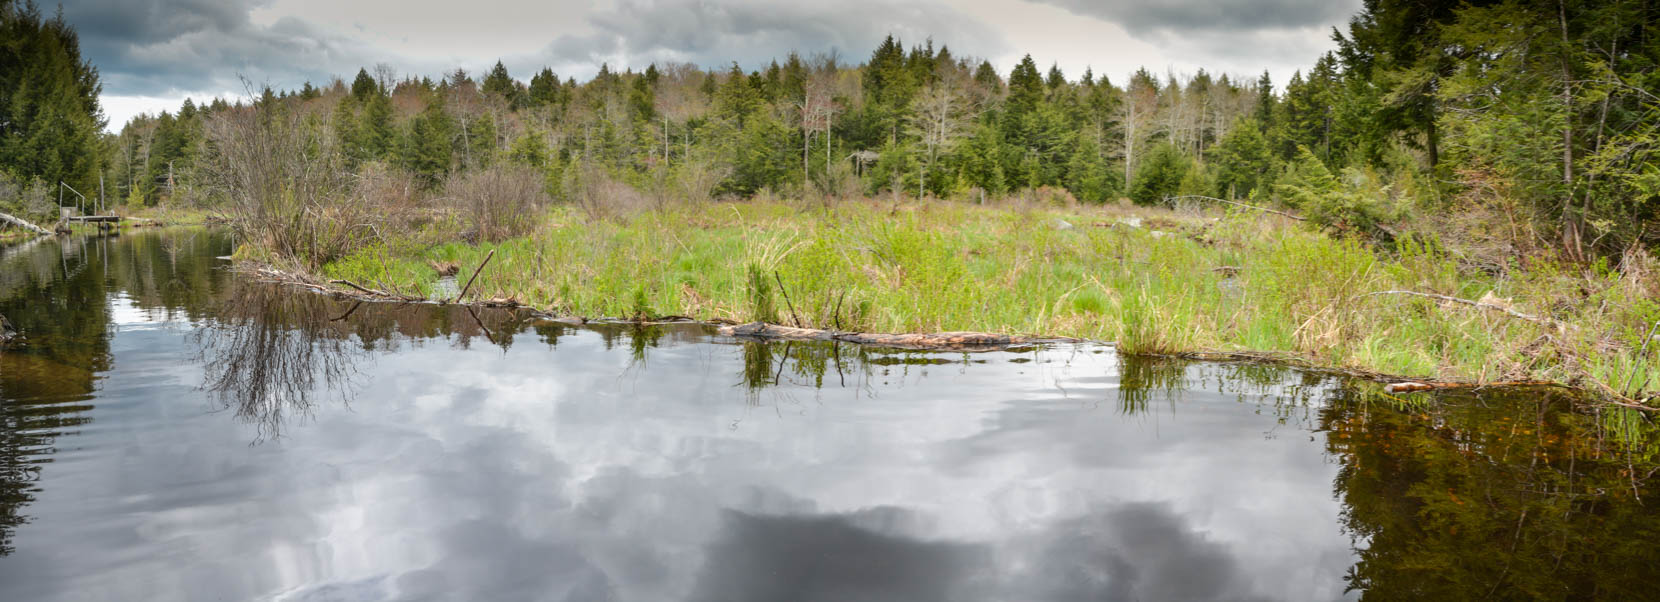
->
<box><xmin>317</xmin><ymin>199</ymin><xmax>1660</xmax><ymax>400</ymax></box>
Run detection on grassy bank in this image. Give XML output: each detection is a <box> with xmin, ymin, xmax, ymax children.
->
<box><xmin>314</xmin><ymin>199</ymin><xmax>1659</xmax><ymax>401</ymax></box>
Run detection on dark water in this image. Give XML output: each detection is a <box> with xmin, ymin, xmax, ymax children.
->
<box><xmin>2</xmin><ymin>230</ymin><xmax>1659</xmax><ymax>601</ymax></box>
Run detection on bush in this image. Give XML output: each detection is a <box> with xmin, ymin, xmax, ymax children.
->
<box><xmin>202</xmin><ymin>96</ymin><xmax>365</xmax><ymax>269</ymax></box>
<box><xmin>445</xmin><ymin>164</ymin><xmax>548</xmax><ymax>242</ymax></box>
<box><xmin>1276</xmin><ymin>146</ymin><xmax>1407</xmax><ymax>240</ymax></box>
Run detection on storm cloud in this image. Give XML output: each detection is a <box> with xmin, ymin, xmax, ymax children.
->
<box><xmin>53</xmin><ymin>0</ymin><xmax>1361</xmax><ymax>128</ymax></box>
<box><xmin>1031</xmin><ymin>0</ymin><xmax>1357</xmax><ymax>33</ymax></box>
<box><xmin>532</xmin><ymin>0</ymin><xmax>1007</xmax><ymax>73</ymax></box>
<box><xmin>60</xmin><ymin>0</ymin><xmax>374</xmax><ymax>96</ymax></box>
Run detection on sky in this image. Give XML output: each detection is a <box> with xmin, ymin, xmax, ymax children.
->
<box><xmin>57</xmin><ymin>0</ymin><xmax>1364</xmax><ymax>131</ymax></box>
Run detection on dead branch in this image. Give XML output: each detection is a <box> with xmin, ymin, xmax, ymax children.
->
<box><xmin>1363</xmin><ymin>290</ymin><xmax>1558</xmax><ymax>327</ymax></box>
<box><xmin>453</xmin><ymin>249</ymin><xmax>496</xmax><ymax>303</ymax></box>
<box><xmin>773</xmin><ymin>271</ymin><xmax>803</xmax><ymax>328</ymax></box>
<box><xmin>719</xmin><ymin>321</ymin><xmax>1036</xmax><ymax>351</ymax></box>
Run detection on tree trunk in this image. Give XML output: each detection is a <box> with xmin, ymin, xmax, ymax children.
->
<box><xmin>0</xmin><ymin>211</ymin><xmax>52</xmax><ymax>236</ymax></box>
<box><xmin>1558</xmin><ymin>0</ymin><xmax>1582</xmax><ymax>260</ymax></box>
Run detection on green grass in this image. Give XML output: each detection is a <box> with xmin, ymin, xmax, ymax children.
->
<box><xmin>313</xmin><ymin>198</ymin><xmax>1660</xmax><ymax>400</ymax></box>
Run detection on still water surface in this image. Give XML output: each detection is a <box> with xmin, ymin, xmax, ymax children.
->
<box><xmin>1</xmin><ymin>230</ymin><xmax>1657</xmax><ymax>601</ymax></box>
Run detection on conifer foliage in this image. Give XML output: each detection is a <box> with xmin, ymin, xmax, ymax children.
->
<box><xmin>0</xmin><ymin>0</ymin><xmax>104</xmax><ymax>205</ymax></box>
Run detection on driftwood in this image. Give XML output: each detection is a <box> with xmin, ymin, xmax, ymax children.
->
<box><xmin>1363</xmin><ymin>290</ymin><xmax>1557</xmax><ymax>327</ymax></box>
<box><xmin>0</xmin><ymin>211</ymin><xmax>52</xmax><ymax>236</ymax></box>
<box><xmin>718</xmin><ymin>321</ymin><xmax>1037</xmax><ymax>351</ymax></box>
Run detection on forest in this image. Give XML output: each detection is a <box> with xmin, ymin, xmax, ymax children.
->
<box><xmin>0</xmin><ymin>0</ymin><xmax>1652</xmax><ymax>263</ymax></box>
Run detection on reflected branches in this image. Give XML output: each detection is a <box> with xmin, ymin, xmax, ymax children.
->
<box><xmin>195</xmin><ymin>284</ymin><xmax>366</xmax><ymax>442</ymax></box>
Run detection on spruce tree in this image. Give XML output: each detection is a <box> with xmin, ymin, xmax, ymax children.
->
<box><xmin>350</xmin><ymin>68</ymin><xmax>379</xmax><ymax>102</ymax></box>
<box><xmin>0</xmin><ymin>0</ymin><xmax>105</xmax><ymax>192</ymax></box>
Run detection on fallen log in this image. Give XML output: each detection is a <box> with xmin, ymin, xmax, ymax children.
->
<box><xmin>0</xmin><ymin>211</ymin><xmax>52</xmax><ymax>236</ymax></box>
<box><xmin>718</xmin><ymin>321</ymin><xmax>1038</xmax><ymax>351</ymax></box>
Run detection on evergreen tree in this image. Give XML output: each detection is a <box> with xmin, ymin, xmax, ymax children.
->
<box><xmin>1005</xmin><ymin>55</ymin><xmax>1044</xmax><ymax>119</ymax></box>
<box><xmin>1209</xmin><ymin>118</ymin><xmax>1273</xmax><ymax>198</ymax></box>
<box><xmin>0</xmin><ymin>0</ymin><xmax>105</xmax><ymax>192</ymax></box>
<box><xmin>715</xmin><ymin>63</ymin><xmax>762</xmax><ymax>125</ymax></box>
<box><xmin>400</xmin><ymin>95</ymin><xmax>457</xmax><ymax>186</ymax></box>
<box><xmin>973</xmin><ymin>60</ymin><xmax>1001</xmax><ymax>90</ymax></box>
<box><xmin>1129</xmin><ymin>142</ymin><xmax>1189</xmax><ymax>205</ymax></box>
<box><xmin>481</xmin><ymin>60</ymin><xmax>520</xmax><ymax>106</ymax></box>
<box><xmin>1253</xmin><ymin>71</ymin><xmax>1275</xmax><ymax>130</ymax></box>
<box><xmin>350</xmin><ymin>68</ymin><xmax>379</xmax><ymax>102</ymax></box>
<box><xmin>527</xmin><ymin>68</ymin><xmax>561</xmax><ymax>108</ymax></box>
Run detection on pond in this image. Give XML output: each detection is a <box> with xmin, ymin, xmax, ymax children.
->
<box><xmin>1</xmin><ymin>229</ymin><xmax>1657</xmax><ymax>600</ymax></box>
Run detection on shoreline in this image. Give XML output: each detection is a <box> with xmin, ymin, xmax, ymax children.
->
<box><xmin>227</xmin><ymin>199</ymin><xmax>1660</xmax><ymax>408</ymax></box>
<box><xmin>245</xmin><ymin>259</ymin><xmax>1628</xmax><ymax>407</ymax></box>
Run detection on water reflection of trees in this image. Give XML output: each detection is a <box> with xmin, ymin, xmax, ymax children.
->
<box><xmin>195</xmin><ymin>283</ymin><xmax>537</xmax><ymax>441</ymax></box>
<box><xmin>0</xmin><ymin>232</ymin><xmax>227</xmax><ymax>557</ymax></box>
<box><xmin>1323</xmin><ymin>386</ymin><xmax>1660</xmax><ymax>598</ymax></box>
<box><xmin>195</xmin><ymin>285</ymin><xmax>366</xmax><ymax>441</ymax></box>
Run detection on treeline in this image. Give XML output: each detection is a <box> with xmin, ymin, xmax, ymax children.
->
<box><xmin>110</xmin><ymin>42</ymin><xmax>1285</xmax><ymax>207</ymax></box>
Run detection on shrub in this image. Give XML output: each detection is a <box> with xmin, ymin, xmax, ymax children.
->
<box><xmin>444</xmin><ymin>164</ymin><xmax>548</xmax><ymax>242</ymax></box>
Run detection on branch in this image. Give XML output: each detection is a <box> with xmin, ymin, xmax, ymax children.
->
<box><xmin>452</xmin><ymin>249</ymin><xmax>495</xmax><ymax>303</ymax></box>
<box><xmin>1363</xmin><ymin>290</ymin><xmax>1556</xmax><ymax>327</ymax></box>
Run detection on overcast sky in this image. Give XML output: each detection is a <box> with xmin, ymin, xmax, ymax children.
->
<box><xmin>58</xmin><ymin>0</ymin><xmax>1363</xmax><ymax>130</ymax></box>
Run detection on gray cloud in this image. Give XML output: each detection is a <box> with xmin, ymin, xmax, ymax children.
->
<box><xmin>529</xmin><ymin>0</ymin><xmax>1008</xmax><ymax>74</ymax></box>
<box><xmin>60</xmin><ymin>0</ymin><xmax>375</xmax><ymax>96</ymax></box>
<box><xmin>1031</xmin><ymin>0</ymin><xmax>1357</xmax><ymax>33</ymax></box>
<box><xmin>64</xmin><ymin>0</ymin><xmax>1008</xmax><ymax>101</ymax></box>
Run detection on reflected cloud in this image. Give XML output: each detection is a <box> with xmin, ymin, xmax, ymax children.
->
<box><xmin>998</xmin><ymin>502</ymin><xmax>1272</xmax><ymax>602</ymax></box>
<box><xmin>691</xmin><ymin>507</ymin><xmax>986</xmax><ymax>602</ymax></box>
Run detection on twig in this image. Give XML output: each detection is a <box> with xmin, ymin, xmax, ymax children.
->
<box><xmin>774</xmin><ymin>271</ymin><xmax>803</xmax><ymax>328</ymax></box>
<box><xmin>329</xmin><ymin>279</ymin><xmax>384</xmax><ymax>296</ymax></box>
<box><xmin>453</xmin><ymin>249</ymin><xmax>496</xmax><ymax>303</ymax></box>
<box><xmin>832</xmin><ymin>290</ymin><xmax>846</xmax><ymax>332</ymax></box>
<box><xmin>1166</xmin><ymin>195</ymin><xmax>1305</xmax><ymax>221</ymax></box>
<box><xmin>1363</xmin><ymin>290</ymin><xmax>1556</xmax><ymax>327</ymax></box>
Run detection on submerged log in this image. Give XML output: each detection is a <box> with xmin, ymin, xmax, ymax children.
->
<box><xmin>718</xmin><ymin>321</ymin><xmax>1033</xmax><ymax>351</ymax></box>
<box><xmin>0</xmin><ymin>211</ymin><xmax>52</xmax><ymax>236</ymax></box>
